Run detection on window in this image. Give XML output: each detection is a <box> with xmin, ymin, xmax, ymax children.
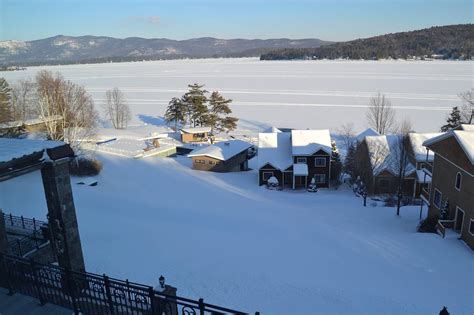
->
<box><xmin>263</xmin><ymin>172</ymin><xmax>273</xmax><ymax>181</ymax></box>
<box><xmin>194</xmin><ymin>159</ymin><xmax>205</xmax><ymax>164</ymax></box>
<box><xmin>433</xmin><ymin>189</ymin><xmax>442</xmax><ymax>209</ymax></box>
<box><xmin>315</xmin><ymin>157</ymin><xmax>326</xmax><ymax>167</ymax></box>
<box><xmin>470</xmin><ymin>220</ymin><xmax>474</xmax><ymax>236</ymax></box>
<box><xmin>455</xmin><ymin>172</ymin><xmax>462</xmax><ymax>191</ymax></box>
<box><xmin>314</xmin><ymin>174</ymin><xmax>326</xmax><ymax>183</ymax></box>
<box><xmin>208</xmin><ymin>160</ymin><xmax>215</xmax><ymax>165</ymax></box>
<box><xmin>296</xmin><ymin>157</ymin><xmax>307</xmax><ymax>164</ymax></box>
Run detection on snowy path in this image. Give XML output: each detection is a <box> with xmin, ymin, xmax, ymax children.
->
<box><xmin>0</xmin><ymin>155</ymin><xmax>473</xmax><ymax>314</ymax></box>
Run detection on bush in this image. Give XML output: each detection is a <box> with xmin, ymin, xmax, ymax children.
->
<box><xmin>417</xmin><ymin>216</ymin><xmax>438</xmax><ymax>233</ymax></box>
<box><xmin>69</xmin><ymin>157</ymin><xmax>102</xmax><ymax>176</ymax></box>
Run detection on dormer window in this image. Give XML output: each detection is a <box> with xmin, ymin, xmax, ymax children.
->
<box><xmin>455</xmin><ymin>172</ymin><xmax>462</xmax><ymax>191</ymax></box>
<box><xmin>296</xmin><ymin>157</ymin><xmax>307</xmax><ymax>164</ymax></box>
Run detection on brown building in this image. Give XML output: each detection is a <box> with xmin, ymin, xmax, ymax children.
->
<box><xmin>406</xmin><ymin>133</ymin><xmax>442</xmax><ymax>197</ymax></box>
<box><xmin>355</xmin><ymin>135</ymin><xmax>416</xmax><ymax>195</ymax></box>
<box><xmin>180</xmin><ymin>127</ymin><xmax>211</xmax><ymax>143</ymax></box>
<box><xmin>258</xmin><ymin>129</ymin><xmax>332</xmax><ymax>189</ymax></box>
<box><xmin>188</xmin><ymin>140</ymin><xmax>252</xmax><ymax>172</ymax></box>
<box><xmin>422</xmin><ymin>130</ymin><xmax>474</xmax><ymax>250</ymax></box>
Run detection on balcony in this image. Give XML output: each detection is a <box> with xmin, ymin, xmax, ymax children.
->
<box><xmin>422</xmin><ymin>163</ymin><xmax>433</xmax><ymax>175</ymax></box>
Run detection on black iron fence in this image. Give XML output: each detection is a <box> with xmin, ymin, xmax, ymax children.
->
<box><xmin>3</xmin><ymin>212</ymin><xmax>47</xmax><ymax>232</ymax></box>
<box><xmin>0</xmin><ymin>252</ymin><xmax>259</xmax><ymax>315</ymax></box>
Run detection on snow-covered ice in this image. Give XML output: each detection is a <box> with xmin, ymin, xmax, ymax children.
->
<box><xmin>1</xmin><ymin>58</ymin><xmax>472</xmax><ymax>133</ymax></box>
<box><xmin>1</xmin><ymin>154</ymin><xmax>473</xmax><ymax>315</ymax></box>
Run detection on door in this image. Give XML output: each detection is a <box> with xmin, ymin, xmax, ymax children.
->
<box><xmin>455</xmin><ymin>207</ymin><xmax>464</xmax><ymax>233</ymax></box>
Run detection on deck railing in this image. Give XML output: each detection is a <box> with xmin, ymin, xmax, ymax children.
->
<box><xmin>3</xmin><ymin>212</ymin><xmax>47</xmax><ymax>232</ymax></box>
<box><xmin>0</xmin><ymin>252</ymin><xmax>259</xmax><ymax>315</ymax></box>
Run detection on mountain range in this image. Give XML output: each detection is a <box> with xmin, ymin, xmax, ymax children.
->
<box><xmin>0</xmin><ymin>35</ymin><xmax>330</xmax><ymax>66</ymax></box>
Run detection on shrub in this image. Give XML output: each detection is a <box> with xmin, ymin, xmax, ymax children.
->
<box><xmin>69</xmin><ymin>157</ymin><xmax>103</xmax><ymax>176</ymax></box>
<box><xmin>417</xmin><ymin>216</ymin><xmax>438</xmax><ymax>233</ymax></box>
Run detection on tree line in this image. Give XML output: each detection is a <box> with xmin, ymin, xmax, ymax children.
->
<box><xmin>261</xmin><ymin>24</ymin><xmax>473</xmax><ymax>61</ymax></box>
<box><xmin>164</xmin><ymin>83</ymin><xmax>238</xmax><ymax>135</ymax></box>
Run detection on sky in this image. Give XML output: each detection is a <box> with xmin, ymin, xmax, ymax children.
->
<box><xmin>0</xmin><ymin>0</ymin><xmax>472</xmax><ymax>41</ymax></box>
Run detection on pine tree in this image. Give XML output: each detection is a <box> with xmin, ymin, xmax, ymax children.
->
<box><xmin>164</xmin><ymin>97</ymin><xmax>186</xmax><ymax>130</ymax></box>
<box><xmin>330</xmin><ymin>141</ymin><xmax>342</xmax><ymax>182</ymax></box>
<box><xmin>440</xmin><ymin>106</ymin><xmax>462</xmax><ymax>131</ymax></box>
<box><xmin>207</xmin><ymin>91</ymin><xmax>238</xmax><ymax>134</ymax></box>
<box><xmin>182</xmin><ymin>83</ymin><xmax>208</xmax><ymax>127</ymax></box>
<box><xmin>440</xmin><ymin>199</ymin><xmax>449</xmax><ymax>220</ymax></box>
<box><xmin>344</xmin><ymin>142</ymin><xmax>357</xmax><ymax>181</ymax></box>
<box><xmin>0</xmin><ymin>78</ymin><xmax>13</xmax><ymax>123</ymax></box>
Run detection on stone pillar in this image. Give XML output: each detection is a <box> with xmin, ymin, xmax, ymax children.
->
<box><xmin>0</xmin><ymin>210</ymin><xmax>8</xmax><ymax>254</ymax></box>
<box><xmin>41</xmin><ymin>159</ymin><xmax>85</xmax><ymax>273</ymax></box>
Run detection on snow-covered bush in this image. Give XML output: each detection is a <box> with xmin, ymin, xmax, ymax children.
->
<box><xmin>267</xmin><ymin>176</ymin><xmax>279</xmax><ymax>190</ymax></box>
<box><xmin>69</xmin><ymin>157</ymin><xmax>103</xmax><ymax>176</ymax></box>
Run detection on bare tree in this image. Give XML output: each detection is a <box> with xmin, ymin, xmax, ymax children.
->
<box><xmin>459</xmin><ymin>89</ymin><xmax>473</xmax><ymax>124</ymax></box>
<box><xmin>11</xmin><ymin>79</ymin><xmax>36</xmax><ymax>122</ymax></box>
<box><xmin>396</xmin><ymin>117</ymin><xmax>414</xmax><ymax>135</ymax></box>
<box><xmin>337</xmin><ymin>122</ymin><xmax>355</xmax><ymax>153</ymax></box>
<box><xmin>366</xmin><ymin>92</ymin><xmax>396</xmax><ymax>134</ymax></box>
<box><xmin>392</xmin><ymin>126</ymin><xmax>412</xmax><ymax>216</ymax></box>
<box><xmin>104</xmin><ymin>88</ymin><xmax>131</xmax><ymax>129</ymax></box>
<box><xmin>35</xmin><ymin>70</ymin><xmax>98</xmax><ymax>148</ymax></box>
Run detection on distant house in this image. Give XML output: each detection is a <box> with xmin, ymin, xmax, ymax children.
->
<box><xmin>258</xmin><ymin>129</ymin><xmax>332</xmax><ymax>189</ymax></box>
<box><xmin>406</xmin><ymin>133</ymin><xmax>442</xmax><ymax>197</ymax></box>
<box><xmin>0</xmin><ymin>115</ymin><xmax>63</xmax><ymax>136</ymax></box>
<box><xmin>355</xmin><ymin>127</ymin><xmax>380</xmax><ymax>144</ymax></box>
<box><xmin>188</xmin><ymin>140</ymin><xmax>253</xmax><ymax>172</ymax></box>
<box><xmin>180</xmin><ymin>127</ymin><xmax>211</xmax><ymax>143</ymax></box>
<box><xmin>355</xmin><ymin>135</ymin><xmax>416</xmax><ymax>195</ymax></box>
<box><xmin>422</xmin><ymin>130</ymin><xmax>474</xmax><ymax>249</ymax></box>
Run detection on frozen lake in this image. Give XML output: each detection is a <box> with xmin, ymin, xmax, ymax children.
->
<box><xmin>2</xmin><ymin>58</ymin><xmax>473</xmax><ymax>132</ymax></box>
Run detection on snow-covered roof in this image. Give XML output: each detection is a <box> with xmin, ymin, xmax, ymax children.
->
<box><xmin>458</xmin><ymin>124</ymin><xmax>474</xmax><ymax>131</ymax></box>
<box><xmin>0</xmin><ymin>115</ymin><xmax>63</xmax><ymax>130</ymax></box>
<box><xmin>0</xmin><ymin>138</ymin><xmax>68</xmax><ymax>163</ymax></box>
<box><xmin>263</xmin><ymin>126</ymin><xmax>282</xmax><ymax>133</ymax></box>
<box><xmin>180</xmin><ymin>127</ymin><xmax>211</xmax><ymax>134</ymax></box>
<box><xmin>408</xmin><ymin>132</ymin><xmax>442</xmax><ymax>162</ymax></box>
<box><xmin>423</xmin><ymin>130</ymin><xmax>474</xmax><ymax>164</ymax></box>
<box><xmin>365</xmin><ymin>135</ymin><xmax>416</xmax><ymax>176</ymax></box>
<box><xmin>258</xmin><ymin>132</ymin><xmax>293</xmax><ymax>170</ymax></box>
<box><xmin>187</xmin><ymin>140</ymin><xmax>252</xmax><ymax>161</ymax></box>
<box><xmin>356</xmin><ymin>127</ymin><xmax>380</xmax><ymax>143</ymax></box>
<box><xmin>293</xmin><ymin>163</ymin><xmax>308</xmax><ymax>176</ymax></box>
<box><xmin>291</xmin><ymin>129</ymin><xmax>332</xmax><ymax>156</ymax></box>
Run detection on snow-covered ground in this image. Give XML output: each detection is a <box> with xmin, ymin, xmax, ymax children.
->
<box><xmin>2</xmin><ymin>58</ymin><xmax>472</xmax><ymax>132</ymax></box>
<box><xmin>1</xmin><ymin>155</ymin><xmax>473</xmax><ymax>314</ymax></box>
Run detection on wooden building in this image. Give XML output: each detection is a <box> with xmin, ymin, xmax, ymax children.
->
<box><xmin>188</xmin><ymin>140</ymin><xmax>253</xmax><ymax>172</ymax></box>
<box><xmin>180</xmin><ymin>127</ymin><xmax>211</xmax><ymax>143</ymax></box>
<box><xmin>355</xmin><ymin>135</ymin><xmax>416</xmax><ymax>195</ymax></box>
<box><xmin>422</xmin><ymin>130</ymin><xmax>474</xmax><ymax>250</ymax></box>
<box><xmin>258</xmin><ymin>129</ymin><xmax>332</xmax><ymax>189</ymax></box>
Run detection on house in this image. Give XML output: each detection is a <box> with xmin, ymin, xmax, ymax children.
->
<box><xmin>188</xmin><ymin>140</ymin><xmax>253</xmax><ymax>172</ymax></box>
<box><xmin>355</xmin><ymin>135</ymin><xmax>416</xmax><ymax>195</ymax></box>
<box><xmin>355</xmin><ymin>127</ymin><xmax>380</xmax><ymax>143</ymax></box>
<box><xmin>422</xmin><ymin>130</ymin><xmax>474</xmax><ymax>249</ymax></box>
<box><xmin>258</xmin><ymin>129</ymin><xmax>332</xmax><ymax>189</ymax></box>
<box><xmin>406</xmin><ymin>133</ymin><xmax>442</xmax><ymax>197</ymax></box>
<box><xmin>0</xmin><ymin>115</ymin><xmax>63</xmax><ymax>136</ymax></box>
<box><xmin>180</xmin><ymin>127</ymin><xmax>211</xmax><ymax>143</ymax></box>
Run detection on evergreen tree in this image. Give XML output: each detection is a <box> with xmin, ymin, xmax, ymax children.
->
<box><xmin>207</xmin><ymin>91</ymin><xmax>238</xmax><ymax>134</ymax></box>
<box><xmin>440</xmin><ymin>106</ymin><xmax>462</xmax><ymax>132</ymax></box>
<box><xmin>164</xmin><ymin>97</ymin><xmax>186</xmax><ymax>130</ymax></box>
<box><xmin>182</xmin><ymin>83</ymin><xmax>208</xmax><ymax>127</ymax></box>
<box><xmin>330</xmin><ymin>141</ymin><xmax>342</xmax><ymax>182</ymax></box>
<box><xmin>344</xmin><ymin>142</ymin><xmax>357</xmax><ymax>181</ymax></box>
<box><xmin>440</xmin><ymin>199</ymin><xmax>449</xmax><ymax>220</ymax></box>
<box><xmin>0</xmin><ymin>78</ymin><xmax>13</xmax><ymax>123</ymax></box>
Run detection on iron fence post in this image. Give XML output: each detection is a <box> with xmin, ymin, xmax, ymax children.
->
<box><xmin>16</xmin><ymin>239</ymin><xmax>22</xmax><ymax>257</ymax></box>
<box><xmin>65</xmin><ymin>267</ymin><xmax>80</xmax><ymax>315</ymax></box>
<box><xmin>198</xmin><ymin>298</ymin><xmax>205</xmax><ymax>315</ymax></box>
<box><xmin>30</xmin><ymin>259</ymin><xmax>46</xmax><ymax>305</ymax></box>
<box><xmin>103</xmin><ymin>274</ymin><xmax>115</xmax><ymax>315</ymax></box>
<box><xmin>148</xmin><ymin>286</ymin><xmax>156</xmax><ymax>315</ymax></box>
<box><xmin>9</xmin><ymin>213</ymin><xmax>13</xmax><ymax>226</ymax></box>
<box><xmin>0</xmin><ymin>253</ymin><xmax>14</xmax><ymax>296</ymax></box>
<box><xmin>21</xmin><ymin>216</ymin><xmax>25</xmax><ymax>229</ymax></box>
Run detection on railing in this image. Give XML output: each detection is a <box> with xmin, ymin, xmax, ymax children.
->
<box><xmin>420</xmin><ymin>188</ymin><xmax>430</xmax><ymax>203</ymax></box>
<box><xmin>436</xmin><ymin>220</ymin><xmax>456</xmax><ymax>238</ymax></box>
<box><xmin>422</xmin><ymin>163</ymin><xmax>433</xmax><ymax>175</ymax></box>
<box><xmin>8</xmin><ymin>234</ymin><xmax>48</xmax><ymax>257</ymax></box>
<box><xmin>3</xmin><ymin>213</ymin><xmax>47</xmax><ymax>232</ymax></box>
<box><xmin>0</xmin><ymin>252</ymin><xmax>259</xmax><ymax>315</ymax></box>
